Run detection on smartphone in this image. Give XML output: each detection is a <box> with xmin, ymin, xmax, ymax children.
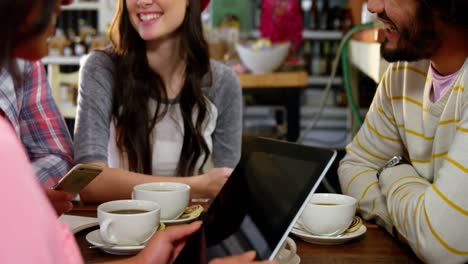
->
<box><xmin>51</xmin><ymin>164</ymin><xmax>103</xmax><ymax>195</ymax></box>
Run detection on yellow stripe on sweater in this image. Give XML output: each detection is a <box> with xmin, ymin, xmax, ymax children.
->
<box><xmin>366</xmin><ymin>120</ymin><xmax>401</xmax><ymax>142</ymax></box>
<box><xmin>411</xmin><ymin>151</ymin><xmax>448</xmax><ymax>164</ymax></box>
<box><xmin>439</xmin><ymin>119</ymin><xmax>460</xmax><ymax>126</ymax></box>
<box><xmin>382</xmin><ymin>75</ymin><xmax>390</xmax><ymax>100</ymax></box>
<box><xmin>376</xmin><ymin>107</ymin><xmax>396</xmax><ymax>123</ymax></box>
<box><xmin>386</xmin><ymin>176</ymin><xmax>422</xmax><ymax>198</ymax></box>
<box><xmin>456</xmin><ymin>126</ymin><xmax>468</xmax><ymax>133</ymax></box>
<box><xmin>345</xmin><ymin>169</ymin><xmax>375</xmax><ymax>193</ymax></box>
<box><xmin>390</xmin><ymin>96</ymin><xmax>423</xmax><ymax>107</ymax></box>
<box><xmin>357</xmin><ymin>181</ymin><xmax>378</xmax><ymax>209</ymax></box>
<box><xmin>433</xmin><ymin>185</ymin><xmax>468</xmax><ymax>216</ymax></box>
<box><xmin>453</xmin><ymin>86</ymin><xmax>464</xmax><ymax>92</ymax></box>
<box><xmin>396</xmin><ymin>191</ymin><xmax>411</xmax><ymax>232</ymax></box>
<box><xmin>392</xmin><ymin>65</ymin><xmax>427</xmax><ymax>77</ymax></box>
<box><xmin>414</xmin><ymin>193</ymin><xmax>425</xmax><ymax>259</ymax></box>
<box><xmin>424</xmin><ymin>207</ymin><xmax>468</xmax><ymax>255</ymax></box>
<box><xmin>401</xmin><ymin>127</ymin><xmax>435</xmax><ymax>141</ymax></box>
<box><xmin>403</xmin><ymin>196</ymin><xmax>411</xmax><ymax>236</ymax></box>
<box><xmin>445</xmin><ymin>157</ymin><xmax>468</xmax><ymax>173</ymax></box>
<box><xmin>356</xmin><ymin>137</ymin><xmax>387</xmax><ymax>161</ymax></box>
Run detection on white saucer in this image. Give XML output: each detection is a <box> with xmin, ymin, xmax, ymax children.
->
<box><xmin>291</xmin><ymin>224</ymin><xmax>367</xmax><ymax>246</ymax></box>
<box><xmin>160</xmin><ymin>205</ymin><xmax>203</xmax><ymax>225</ymax></box>
<box><xmin>276</xmin><ymin>249</ymin><xmax>301</xmax><ymax>264</ymax></box>
<box><xmin>160</xmin><ymin>213</ymin><xmax>199</xmax><ymax>224</ymax></box>
<box><xmin>86</xmin><ymin>229</ymin><xmax>144</xmax><ymax>255</ymax></box>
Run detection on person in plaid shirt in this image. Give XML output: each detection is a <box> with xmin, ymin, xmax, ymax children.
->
<box><xmin>0</xmin><ymin>59</ymin><xmax>74</xmax><ymax>214</ymax></box>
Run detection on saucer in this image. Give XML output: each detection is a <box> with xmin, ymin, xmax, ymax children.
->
<box><xmin>86</xmin><ymin>223</ymin><xmax>165</xmax><ymax>255</ymax></box>
<box><xmin>276</xmin><ymin>249</ymin><xmax>301</xmax><ymax>264</ymax></box>
<box><xmin>161</xmin><ymin>204</ymin><xmax>204</xmax><ymax>225</ymax></box>
<box><xmin>291</xmin><ymin>224</ymin><xmax>367</xmax><ymax>246</ymax></box>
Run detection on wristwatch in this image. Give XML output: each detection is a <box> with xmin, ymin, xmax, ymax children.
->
<box><xmin>376</xmin><ymin>156</ymin><xmax>406</xmax><ymax>179</ymax></box>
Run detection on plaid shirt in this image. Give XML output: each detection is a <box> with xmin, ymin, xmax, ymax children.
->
<box><xmin>0</xmin><ymin>59</ymin><xmax>73</xmax><ymax>187</ymax></box>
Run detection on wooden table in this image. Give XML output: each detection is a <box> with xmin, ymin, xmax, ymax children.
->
<box><xmin>238</xmin><ymin>71</ymin><xmax>308</xmax><ymax>142</ymax></box>
<box><xmin>70</xmin><ymin>204</ymin><xmax>421</xmax><ymax>263</ymax></box>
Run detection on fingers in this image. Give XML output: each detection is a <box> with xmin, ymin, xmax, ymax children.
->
<box><xmin>45</xmin><ymin>188</ymin><xmax>73</xmax><ymax>202</ymax></box>
<box><xmin>44</xmin><ymin>188</ymin><xmax>73</xmax><ymax>215</ymax></box>
<box><xmin>52</xmin><ymin>201</ymin><xmax>74</xmax><ymax>215</ymax></box>
<box><xmin>161</xmin><ymin>221</ymin><xmax>202</xmax><ymax>242</ymax></box>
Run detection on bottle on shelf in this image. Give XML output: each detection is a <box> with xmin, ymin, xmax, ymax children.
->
<box><xmin>341</xmin><ymin>4</ymin><xmax>353</xmax><ymax>33</ymax></box>
<box><xmin>319</xmin><ymin>0</ymin><xmax>330</xmax><ymax>30</ymax></box>
<box><xmin>320</xmin><ymin>41</ymin><xmax>330</xmax><ymax>75</ymax></box>
<box><xmin>310</xmin><ymin>42</ymin><xmax>321</xmax><ymax>76</ymax></box>
<box><xmin>309</xmin><ymin>0</ymin><xmax>319</xmax><ymax>30</ymax></box>
<box><xmin>303</xmin><ymin>41</ymin><xmax>312</xmax><ymax>75</ymax></box>
<box><xmin>48</xmin><ymin>28</ymin><xmax>69</xmax><ymax>56</ymax></box>
<box><xmin>73</xmin><ymin>36</ymin><xmax>86</xmax><ymax>56</ymax></box>
<box><xmin>301</xmin><ymin>0</ymin><xmax>312</xmax><ymax>29</ymax></box>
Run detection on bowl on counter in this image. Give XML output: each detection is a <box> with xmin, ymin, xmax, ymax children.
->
<box><xmin>235</xmin><ymin>42</ymin><xmax>290</xmax><ymax>74</ymax></box>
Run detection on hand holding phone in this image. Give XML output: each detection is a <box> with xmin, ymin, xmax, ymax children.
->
<box><xmin>51</xmin><ymin>164</ymin><xmax>103</xmax><ymax>196</ymax></box>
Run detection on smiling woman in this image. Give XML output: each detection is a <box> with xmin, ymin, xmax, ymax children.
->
<box><xmin>74</xmin><ymin>0</ymin><xmax>243</xmax><ymax>203</ymax></box>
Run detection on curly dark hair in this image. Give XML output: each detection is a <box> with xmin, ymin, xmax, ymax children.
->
<box><xmin>107</xmin><ymin>0</ymin><xmax>212</xmax><ymax>176</ymax></box>
<box><xmin>424</xmin><ymin>0</ymin><xmax>468</xmax><ymax>29</ymax></box>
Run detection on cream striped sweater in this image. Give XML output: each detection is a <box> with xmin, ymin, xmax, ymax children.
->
<box><xmin>338</xmin><ymin>58</ymin><xmax>468</xmax><ymax>263</ymax></box>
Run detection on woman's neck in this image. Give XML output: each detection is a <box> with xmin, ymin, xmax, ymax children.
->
<box><xmin>146</xmin><ymin>35</ymin><xmax>186</xmax><ymax>98</ymax></box>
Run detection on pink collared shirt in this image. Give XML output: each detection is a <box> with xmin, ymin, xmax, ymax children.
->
<box><xmin>431</xmin><ymin>64</ymin><xmax>462</xmax><ymax>102</ymax></box>
<box><xmin>0</xmin><ymin>117</ymin><xmax>82</xmax><ymax>264</ymax></box>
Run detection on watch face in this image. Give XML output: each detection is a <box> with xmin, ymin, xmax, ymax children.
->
<box><xmin>389</xmin><ymin>158</ymin><xmax>400</xmax><ymax>166</ymax></box>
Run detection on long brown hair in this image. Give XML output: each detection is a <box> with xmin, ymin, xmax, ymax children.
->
<box><xmin>107</xmin><ymin>0</ymin><xmax>211</xmax><ymax>176</ymax></box>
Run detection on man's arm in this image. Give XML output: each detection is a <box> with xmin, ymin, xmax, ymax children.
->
<box><xmin>378</xmin><ymin>97</ymin><xmax>468</xmax><ymax>262</ymax></box>
<box><xmin>338</xmin><ymin>67</ymin><xmax>404</xmax><ymax>234</ymax></box>
<box><xmin>19</xmin><ymin>61</ymin><xmax>73</xmax><ymax>187</ymax></box>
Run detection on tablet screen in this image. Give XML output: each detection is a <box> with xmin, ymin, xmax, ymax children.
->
<box><xmin>175</xmin><ymin>138</ymin><xmax>336</xmax><ymax>263</ymax></box>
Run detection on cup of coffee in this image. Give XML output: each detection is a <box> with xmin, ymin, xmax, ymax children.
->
<box><xmin>300</xmin><ymin>193</ymin><xmax>357</xmax><ymax>236</ymax></box>
<box><xmin>276</xmin><ymin>237</ymin><xmax>297</xmax><ymax>263</ymax></box>
<box><xmin>97</xmin><ymin>200</ymin><xmax>160</xmax><ymax>246</ymax></box>
<box><xmin>132</xmin><ymin>182</ymin><xmax>190</xmax><ymax>220</ymax></box>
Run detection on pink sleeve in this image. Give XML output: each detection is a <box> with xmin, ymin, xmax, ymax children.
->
<box><xmin>0</xmin><ymin>118</ymin><xmax>83</xmax><ymax>264</ymax></box>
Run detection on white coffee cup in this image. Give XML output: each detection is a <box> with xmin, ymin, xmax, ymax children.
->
<box><xmin>300</xmin><ymin>193</ymin><xmax>357</xmax><ymax>236</ymax></box>
<box><xmin>133</xmin><ymin>182</ymin><xmax>190</xmax><ymax>220</ymax></box>
<box><xmin>97</xmin><ymin>199</ymin><xmax>160</xmax><ymax>246</ymax></box>
<box><xmin>276</xmin><ymin>237</ymin><xmax>297</xmax><ymax>263</ymax></box>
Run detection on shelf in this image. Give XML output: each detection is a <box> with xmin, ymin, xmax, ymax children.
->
<box><xmin>42</xmin><ymin>56</ymin><xmax>82</xmax><ymax>65</ymax></box>
<box><xmin>62</xmin><ymin>1</ymin><xmax>99</xmax><ymax>11</ymax></box>
<box><xmin>238</xmin><ymin>71</ymin><xmax>308</xmax><ymax>88</ymax></box>
<box><xmin>308</xmin><ymin>76</ymin><xmax>343</xmax><ymax>86</ymax></box>
<box><xmin>250</xmin><ymin>30</ymin><xmax>343</xmax><ymax>40</ymax></box>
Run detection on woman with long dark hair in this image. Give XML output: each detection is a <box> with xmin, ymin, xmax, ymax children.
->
<box><xmin>0</xmin><ymin>1</ymin><xmax>274</xmax><ymax>263</ymax></box>
<box><xmin>74</xmin><ymin>0</ymin><xmax>242</xmax><ymax>202</ymax></box>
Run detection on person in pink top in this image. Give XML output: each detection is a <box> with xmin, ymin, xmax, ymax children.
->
<box><xmin>0</xmin><ymin>0</ymin><xmax>277</xmax><ymax>263</ymax></box>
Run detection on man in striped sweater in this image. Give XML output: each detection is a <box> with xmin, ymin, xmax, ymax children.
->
<box><xmin>338</xmin><ymin>0</ymin><xmax>467</xmax><ymax>263</ymax></box>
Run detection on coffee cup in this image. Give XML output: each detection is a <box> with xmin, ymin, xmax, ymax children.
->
<box><xmin>97</xmin><ymin>199</ymin><xmax>160</xmax><ymax>246</ymax></box>
<box><xmin>300</xmin><ymin>193</ymin><xmax>357</xmax><ymax>236</ymax></box>
<box><xmin>132</xmin><ymin>182</ymin><xmax>190</xmax><ymax>220</ymax></box>
<box><xmin>275</xmin><ymin>237</ymin><xmax>297</xmax><ymax>263</ymax></box>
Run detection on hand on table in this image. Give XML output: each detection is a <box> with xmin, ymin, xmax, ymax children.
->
<box><xmin>133</xmin><ymin>221</ymin><xmax>278</xmax><ymax>264</ymax></box>
<box><xmin>44</xmin><ymin>188</ymin><xmax>73</xmax><ymax>215</ymax></box>
<box><xmin>135</xmin><ymin>221</ymin><xmax>202</xmax><ymax>264</ymax></box>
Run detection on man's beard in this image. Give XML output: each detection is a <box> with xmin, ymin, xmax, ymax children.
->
<box><xmin>380</xmin><ymin>4</ymin><xmax>442</xmax><ymax>62</ymax></box>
